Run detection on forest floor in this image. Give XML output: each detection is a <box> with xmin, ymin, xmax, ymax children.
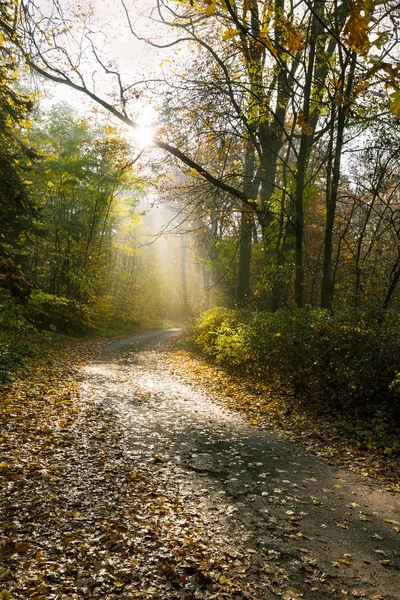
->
<box><xmin>0</xmin><ymin>330</ymin><xmax>399</xmax><ymax>600</ymax></box>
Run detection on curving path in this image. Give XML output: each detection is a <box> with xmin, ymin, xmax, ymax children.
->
<box><xmin>84</xmin><ymin>329</ymin><xmax>400</xmax><ymax>599</ymax></box>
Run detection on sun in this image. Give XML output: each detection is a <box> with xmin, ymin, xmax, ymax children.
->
<box><xmin>129</xmin><ymin>125</ymin><xmax>155</xmax><ymax>148</ymax></box>
<box><xmin>127</xmin><ymin>103</ymin><xmax>158</xmax><ymax>149</ymax></box>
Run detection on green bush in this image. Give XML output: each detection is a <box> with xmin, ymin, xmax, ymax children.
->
<box><xmin>0</xmin><ymin>290</ymin><xmax>93</xmax><ymax>333</ymax></box>
<box><xmin>0</xmin><ymin>341</ymin><xmax>25</xmax><ymax>384</ymax></box>
<box><xmin>183</xmin><ymin>306</ymin><xmax>242</xmax><ymax>360</ymax></box>
<box><xmin>182</xmin><ymin>307</ymin><xmax>400</xmax><ymax>431</ymax></box>
<box><xmin>27</xmin><ymin>291</ymin><xmax>92</xmax><ymax>333</ymax></box>
<box><xmin>0</xmin><ymin>295</ymin><xmax>34</xmax><ymax>332</ymax></box>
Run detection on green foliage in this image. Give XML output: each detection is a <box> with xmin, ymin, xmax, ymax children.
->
<box><xmin>182</xmin><ymin>307</ymin><xmax>400</xmax><ymax>443</ymax></box>
<box><xmin>19</xmin><ymin>103</ymin><xmax>158</xmax><ymax>331</ymax></box>
<box><xmin>0</xmin><ymin>290</ymin><xmax>91</xmax><ymax>333</ymax></box>
<box><xmin>0</xmin><ymin>9</ymin><xmax>39</xmax><ymax>300</ymax></box>
<box><xmin>0</xmin><ymin>294</ymin><xmax>35</xmax><ymax>332</ymax></box>
<box><xmin>28</xmin><ymin>104</ymin><xmax>134</xmax><ymax>302</ymax></box>
<box><xmin>0</xmin><ymin>99</ymin><xmax>194</xmax><ymax>334</ymax></box>
<box><xmin>0</xmin><ymin>341</ymin><xmax>25</xmax><ymax>384</ymax></box>
<box><xmin>184</xmin><ymin>306</ymin><xmax>241</xmax><ymax>358</ymax></box>
<box><xmin>27</xmin><ymin>290</ymin><xmax>91</xmax><ymax>332</ymax></box>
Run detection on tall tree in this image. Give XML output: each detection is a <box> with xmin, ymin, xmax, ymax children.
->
<box><xmin>0</xmin><ymin>1</ymin><xmax>38</xmax><ymax>300</ymax></box>
<box><xmin>4</xmin><ymin>0</ymin><xmax>400</xmax><ymax>310</ymax></box>
<box><xmin>28</xmin><ymin>104</ymin><xmax>138</xmax><ymax>302</ymax></box>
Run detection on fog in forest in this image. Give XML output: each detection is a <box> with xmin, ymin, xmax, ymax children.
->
<box><xmin>137</xmin><ymin>192</ymin><xmax>215</xmax><ymax>321</ymax></box>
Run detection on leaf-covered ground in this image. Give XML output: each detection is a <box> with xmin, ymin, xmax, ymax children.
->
<box><xmin>161</xmin><ymin>344</ymin><xmax>400</xmax><ymax>493</ymax></box>
<box><xmin>1</xmin><ymin>332</ymin><xmax>276</xmax><ymax>599</ymax></box>
<box><xmin>1</xmin><ymin>330</ymin><xmax>399</xmax><ymax>600</ymax></box>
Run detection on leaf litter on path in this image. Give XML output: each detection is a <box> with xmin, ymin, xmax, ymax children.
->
<box><xmin>1</xmin><ymin>330</ymin><xmax>399</xmax><ymax>599</ymax></box>
<box><xmin>161</xmin><ymin>344</ymin><xmax>400</xmax><ymax>492</ymax></box>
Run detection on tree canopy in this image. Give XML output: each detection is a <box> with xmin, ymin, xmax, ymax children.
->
<box><xmin>1</xmin><ymin>0</ymin><xmax>400</xmax><ymax>320</ymax></box>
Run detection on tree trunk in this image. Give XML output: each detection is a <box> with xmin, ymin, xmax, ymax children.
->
<box><xmin>180</xmin><ymin>231</ymin><xmax>189</xmax><ymax>315</ymax></box>
<box><xmin>293</xmin><ymin>6</ymin><xmax>319</xmax><ymax>308</ymax></box>
<box><xmin>236</xmin><ymin>140</ymin><xmax>258</xmax><ymax>307</ymax></box>
<box><xmin>382</xmin><ymin>253</ymin><xmax>400</xmax><ymax>311</ymax></box>
<box><xmin>321</xmin><ymin>51</ymin><xmax>356</xmax><ymax>310</ymax></box>
<box><xmin>236</xmin><ymin>209</ymin><xmax>253</xmax><ymax>307</ymax></box>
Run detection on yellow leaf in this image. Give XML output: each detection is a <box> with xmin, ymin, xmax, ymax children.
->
<box><xmin>222</xmin><ymin>29</ymin><xmax>241</xmax><ymax>41</ymax></box>
<box><xmin>297</xmin><ymin>112</ymin><xmax>313</xmax><ymax>135</ymax></box>
<box><xmin>282</xmin><ymin>590</ymin><xmax>301</xmax><ymax>600</ymax></box>
<box><xmin>260</xmin><ymin>24</ymin><xmax>277</xmax><ymax>58</ymax></box>
<box><xmin>284</xmin><ymin>21</ymin><xmax>303</xmax><ymax>53</ymax></box>
<box><xmin>344</xmin><ymin>3</ymin><xmax>370</xmax><ymax>54</ymax></box>
<box><xmin>296</xmin><ymin>532</ymin><xmax>312</xmax><ymax>540</ymax></box>
<box><xmin>384</xmin><ymin>519</ymin><xmax>398</xmax><ymax>524</ymax></box>
<box><xmin>205</xmin><ymin>1</ymin><xmax>217</xmax><ymax>17</ymax></box>
<box><xmin>221</xmin><ymin>0</ymin><xmax>233</xmax><ymax>10</ymax></box>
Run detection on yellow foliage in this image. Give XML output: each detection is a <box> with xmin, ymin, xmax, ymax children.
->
<box><xmin>222</xmin><ymin>28</ymin><xmax>241</xmax><ymax>41</ymax></box>
<box><xmin>259</xmin><ymin>25</ymin><xmax>277</xmax><ymax>58</ymax></box>
<box><xmin>283</xmin><ymin>20</ymin><xmax>303</xmax><ymax>54</ymax></box>
<box><xmin>205</xmin><ymin>0</ymin><xmax>217</xmax><ymax>17</ymax></box>
<box><xmin>389</xmin><ymin>90</ymin><xmax>400</xmax><ymax>117</ymax></box>
<box><xmin>221</xmin><ymin>0</ymin><xmax>233</xmax><ymax>10</ymax></box>
<box><xmin>343</xmin><ymin>1</ymin><xmax>370</xmax><ymax>54</ymax></box>
<box><xmin>296</xmin><ymin>112</ymin><xmax>313</xmax><ymax>135</ymax></box>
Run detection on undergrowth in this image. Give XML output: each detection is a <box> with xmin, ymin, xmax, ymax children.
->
<box><xmin>181</xmin><ymin>307</ymin><xmax>400</xmax><ymax>453</ymax></box>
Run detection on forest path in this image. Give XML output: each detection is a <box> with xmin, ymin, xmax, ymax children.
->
<box><xmin>84</xmin><ymin>330</ymin><xmax>400</xmax><ymax>600</ymax></box>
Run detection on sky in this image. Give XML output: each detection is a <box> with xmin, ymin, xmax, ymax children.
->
<box><xmin>36</xmin><ymin>0</ymin><xmax>177</xmax><ymax>128</ymax></box>
<box><xmin>31</xmin><ymin>0</ymin><xmax>193</xmax><ymax>237</ymax></box>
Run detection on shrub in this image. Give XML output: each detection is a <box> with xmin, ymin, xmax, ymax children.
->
<box><xmin>27</xmin><ymin>291</ymin><xmax>92</xmax><ymax>333</ymax></box>
<box><xmin>182</xmin><ymin>307</ymin><xmax>400</xmax><ymax>428</ymax></box>
<box><xmin>184</xmin><ymin>306</ymin><xmax>243</xmax><ymax>359</ymax></box>
<box><xmin>0</xmin><ymin>295</ymin><xmax>34</xmax><ymax>332</ymax></box>
<box><xmin>0</xmin><ymin>341</ymin><xmax>25</xmax><ymax>384</ymax></box>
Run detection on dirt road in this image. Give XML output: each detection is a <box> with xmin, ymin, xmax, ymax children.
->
<box><xmin>84</xmin><ymin>329</ymin><xmax>399</xmax><ymax>599</ymax></box>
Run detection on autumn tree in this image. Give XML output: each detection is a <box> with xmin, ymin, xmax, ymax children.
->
<box><xmin>22</xmin><ymin>102</ymin><xmax>159</xmax><ymax>328</ymax></box>
<box><xmin>0</xmin><ymin>1</ymin><xmax>38</xmax><ymax>301</ymax></box>
<box><xmin>130</xmin><ymin>0</ymin><xmax>400</xmax><ymax>308</ymax></box>
<box><xmin>4</xmin><ymin>0</ymin><xmax>400</xmax><ymax>311</ymax></box>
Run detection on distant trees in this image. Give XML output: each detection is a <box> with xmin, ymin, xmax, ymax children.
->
<box><xmin>159</xmin><ymin>1</ymin><xmax>400</xmax><ymax>312</ymax></box>
<box><xmin>28</xmin><ymin>105</ymin><xmax>133</xmax><ymax>302</ymax></box>
<box><xmin>150</xmin><ymin>0</ymin><xmax>400</xmax><ymax>312</ymax></box>
<box><xmin>0</xmin><ymin>95</ymin><xmax>203</xmax><ymax>330</ymax></box>
<box><xmin>23</xmin><ymin>103</ymin><xmax>173</xmax><ymax>329</ymax></box>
